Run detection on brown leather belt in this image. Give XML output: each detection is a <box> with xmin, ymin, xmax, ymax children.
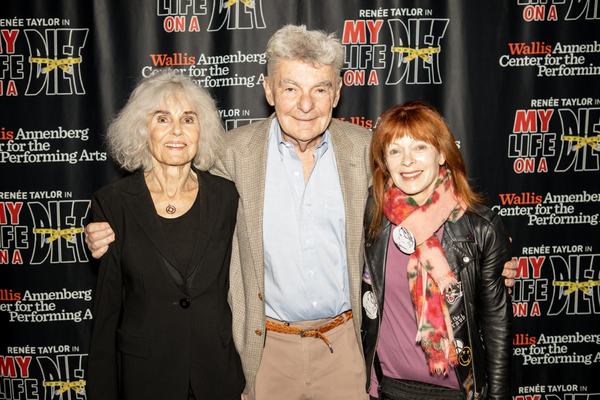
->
<box><xmin>265</xmin><ymin>310</ymin><xmax>353</xmax><ymax>353</ymax></box>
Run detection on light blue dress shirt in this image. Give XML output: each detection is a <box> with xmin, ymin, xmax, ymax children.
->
<box><xmin>263</xmin><ymin>119</ymin><xmax>351</xmax><ymax>322</ymax></box>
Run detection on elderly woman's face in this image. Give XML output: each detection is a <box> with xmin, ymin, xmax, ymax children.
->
<box><xmin>385</xmin><ymin>135</ymin><xmax>445</xmax><ymax>205</ymax></box>
<box><xmin>147</xmin><ymin>94</ymin><xmax>199</xmax><ymax>168</ymax></box>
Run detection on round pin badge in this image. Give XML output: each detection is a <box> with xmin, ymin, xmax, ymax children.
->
<box><xmin>362</xmin><ymin>291</ymin><xmax>378</xmax><ymax>320</ymax></box>
<box><xmin>392</xmin><ymin>225</ymin><xmax>416</xmax><ymax>254</ymax></box>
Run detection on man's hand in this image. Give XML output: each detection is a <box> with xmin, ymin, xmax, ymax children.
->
<box><xmin>502</xmin><ymin>258</ymin><xmax>518</xmax><ymax>290</ymax></box>
<box><xmin>85</xmin><ymin>222</ymin><xmax>115</xmax><ymax>259</ymax></box>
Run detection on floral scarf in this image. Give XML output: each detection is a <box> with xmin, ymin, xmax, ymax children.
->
<box><xmin>383</xmin><ymin>167</ymin><xmax>464</xmax><ymax>375</ymax></box>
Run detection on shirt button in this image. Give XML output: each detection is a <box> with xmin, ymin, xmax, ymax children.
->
<box><xmin>255</xmin><ymin>329</ymin><xmax>263</xmax><ymax>336</ymax></box>
<box><xmin>462</xmin><ymin>256</ymin><xmax>470</xmax><ymax>263</ymax></box>
<box><xmin>258</xmin><ymin>292</ymin><xmax>263</xmax><ymax>301</ymax></box>
<box><xmin>179</xmin><ymin>298</ymin><xmax>191</xmax><ymax>309</ymax></box>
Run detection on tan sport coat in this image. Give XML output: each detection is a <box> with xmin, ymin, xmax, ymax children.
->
<box><xmin>211</xmin><ymin>115</ymin><xmax>372</xmax><ymax>395</ymax></box>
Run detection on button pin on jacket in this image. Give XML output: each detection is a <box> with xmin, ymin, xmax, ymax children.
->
<box><xmin>392</xmin><ymin>225</ymin><xmax>416</xmax><ymax>254</ymax></box>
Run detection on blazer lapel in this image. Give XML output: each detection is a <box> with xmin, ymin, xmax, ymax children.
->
<box><xmin>185</xmin><ymin>170</ymin><xmax>221</xmax><ymax>291</ymax></box>
<box><xmin>330</xmin><ymin>121</ymin><xmax>364</xmax><ymax>316</ymax></box>
<box><xmin>238</xmin><ymin>117</ymin><xmax>272</xmax><ymax>294</ymax></box>
<box><xmin>122</xmin><ymin>171</ymin><xmax>185</xmax><ymax>290</ymax></box>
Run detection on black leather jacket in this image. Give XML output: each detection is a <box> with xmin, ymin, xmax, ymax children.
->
<box><xmin>362</xmin><ymin>194</ymin><xmax>512</xmax><ymax>400</ymax></box>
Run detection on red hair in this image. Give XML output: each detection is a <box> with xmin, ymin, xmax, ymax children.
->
<box><xmin>368</xmin><ymin>101</ymin><xmax>483</xmax><ymax>240</ymax></box>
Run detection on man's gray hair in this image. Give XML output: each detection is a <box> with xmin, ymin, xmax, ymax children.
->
<box><xmin>106</xmin><ymin>71</ymin><xmax>223</xmax><ymax>172</ymax></box>
<box><xmin>265</xmin><ymin>24</ymin><xmax>344</xmax><ymax>76</ymax></box>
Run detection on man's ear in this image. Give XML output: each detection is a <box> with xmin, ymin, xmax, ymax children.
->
<box><xmin>263</xmin><ymin>77</ymin><xmax>275</xmax><ymax>107</ymax></box>
<box><xmin>332</xmin><ymin>77</ymin><xmax>343</xmax><ymax>108</ymax></box>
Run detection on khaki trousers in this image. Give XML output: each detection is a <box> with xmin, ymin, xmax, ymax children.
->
<box><xmin>254</xmin><ymin>315</ymin><xmax>368</xmax><ymax>400</ymax></box>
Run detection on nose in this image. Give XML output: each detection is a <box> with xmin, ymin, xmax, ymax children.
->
<box><xmin>172</xmin><ymin>121</ymin><xmax>183</xmax><ymax>136</ymax></box>
<box><xmin>402</xmin><ymin>152</ymin><xmax>415</xmax><ymax>166</ymax></box>
<box><xmin>297</xmin><ymin>92</ymin><xmax>314</xmax><ymax>113</ymax></box>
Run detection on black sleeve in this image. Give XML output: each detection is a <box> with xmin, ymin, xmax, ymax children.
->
<box><xmin>476</xmin><ymin>213</ymin><xmax>512</xmax><ymax>400</ymax></box>
<box><xmin>86</xmin><ymin>191</ymin><xmax>122</xmax><ymax>400</ymax></box>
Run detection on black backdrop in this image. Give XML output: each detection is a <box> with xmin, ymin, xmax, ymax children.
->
<box><xmin>1</xmin><ymin>1</ymin><xmax>599</xmax><ymax>399</ymax></box>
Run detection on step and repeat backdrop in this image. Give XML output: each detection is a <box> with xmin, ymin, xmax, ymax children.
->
<box><xmin>1</xmin><ymin>1</ymin><xmax>598</xmax><ymax>399</ymax></box>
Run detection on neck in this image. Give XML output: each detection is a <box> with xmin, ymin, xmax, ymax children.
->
<box><xmin>282</xmin><ymin>132</ymin><xmax>323</xmax><ymax>154</ymax></box>
<box><xmin>145</xmin><ymin>162</ymin><xmax>196</xmax><ymax>197</ymax></box>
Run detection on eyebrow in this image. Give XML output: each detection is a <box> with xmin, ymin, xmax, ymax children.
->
<box><xmin>152</xmin><ymin>110</ymin><xmax>198</xmax><ymax>116</ymax></box>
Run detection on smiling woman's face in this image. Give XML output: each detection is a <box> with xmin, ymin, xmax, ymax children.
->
<box><xmin>385</xmin><ymin>135</ymin><xmax>445</xmax><ymax>205</ymax></box>
<box><xmin>147</xmin><ymin>93</ymin><xmax>199</xmax><ymax>168</ymax></box>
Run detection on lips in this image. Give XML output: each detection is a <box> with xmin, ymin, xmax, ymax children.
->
<box><xmin>400</xmin><ymin>171</ymin><xmax>422</xmax><ymax>179</ymax></box>
<box><xmin>165</xmin><ymin>142</ymin><xmax>186</xmax><ymax>149</ymax></box>
<box><xmin>292</xmin><ymin>115</ymin><xmax>319</xmax><ymax>122</ymax></box>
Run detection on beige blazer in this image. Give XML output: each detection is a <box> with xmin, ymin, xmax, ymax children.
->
<box><xmin>211</xmin><ymin>116</ymin><xmax>372</xmax><ymax>394</ymax></box>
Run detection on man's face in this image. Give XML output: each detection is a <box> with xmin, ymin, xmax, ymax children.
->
<box><xmin>263</xmin><ymin>59</ymin><xmax>342</xmax><ymax>151</ymax></box>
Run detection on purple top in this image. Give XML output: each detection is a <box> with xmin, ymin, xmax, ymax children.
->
<box><xmin>369</xmin><ymin>227</ymin><xmax>460</xmax><ymax>397</ymax></box>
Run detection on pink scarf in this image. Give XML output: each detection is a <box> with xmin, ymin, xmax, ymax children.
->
<box><xmin>383</xmin><ymin>167</ymin><xmax>464</xmax><ymax>375</ymax></box>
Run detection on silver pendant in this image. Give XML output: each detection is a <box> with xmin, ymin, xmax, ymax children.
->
<box><xmin>392</xmin><ymin>225</ymin><xmax>416</xmax><ymax>254</ymax></box>
<box><xmin>165</xmin><ymin>204</ymin><xmax>176</xmax><ymax>214</ymax></box>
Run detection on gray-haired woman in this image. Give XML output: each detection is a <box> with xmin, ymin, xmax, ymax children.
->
<box><xmin>86</xmin><ymin>72</ymin><xmax>244</xmax><ymax>400</ymax></box>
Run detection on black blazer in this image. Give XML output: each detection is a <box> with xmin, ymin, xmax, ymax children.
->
<box><xmin>86</xmin><ymin>170</ymin><xmax>244</xmax><ymax>400</ymax></box>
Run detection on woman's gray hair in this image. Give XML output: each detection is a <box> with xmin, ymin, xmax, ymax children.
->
<box><xmin>106</xmin><ymin>71</ymin><xmax>223</xmax><ymax>172</ymax></box>
<box><xmin>266</xmin><ymin>24</ymin><xmax>344</xmax><ymax>77</ymax></box>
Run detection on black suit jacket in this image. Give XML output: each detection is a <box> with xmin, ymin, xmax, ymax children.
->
<box><xmin>86</xmin><ymin>170</ymin><xmax>244</xmax><ymax>400</ymax></box>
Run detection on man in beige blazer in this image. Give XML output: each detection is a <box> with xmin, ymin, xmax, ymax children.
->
<box><xmin>213</xmin><ymin>25</ymin><xmax>371</xmax><ymax>399</ymax></box>
<box><xmin>86</xmin><ymin>24</ymin><xmax>517</xmax><ymax>400</ymax></box>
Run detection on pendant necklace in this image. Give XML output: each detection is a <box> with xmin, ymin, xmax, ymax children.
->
<box><xmin>164</xmin><ymin>191</ymin><xmax>177</xmax><ymax>214</ymax></box>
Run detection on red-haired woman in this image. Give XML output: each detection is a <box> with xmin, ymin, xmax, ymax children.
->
<box><xmin>362</xmin><ymin>102</ymin><xmax>512</xmax><ymax>400</ymax></box>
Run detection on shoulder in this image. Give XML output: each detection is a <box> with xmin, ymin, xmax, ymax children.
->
<box><xmin>199</xmin><ymin>171</ymin><xmax>239</xmax><ymax>211</ymax></box>
<box><xmin>222</xmin><ymin>117</ymin><xmax>272</xmax><ymax>147</ymax></box>
<box><xmin>465</xmin><ymin>204</ymin><xmax>501</xmax><ymax>226</ymax></box>
<box><xmin>199</xmin><ymin>170</ymin><xmax>237</xmax><ymax>196</ymax></box>
<box><xmin>462</xmin><ymin>204</ymin><xmax>510</xmax><ymax>249</ymax></box>
<box><xmin>91</xmin><ymin>173</ymin><xmax>141</xmax><ymax>222</ymax></box>
<box><xmin>330</xmin><ymin>118</ymin><xmax>371</xmax><ymax>145</ymax></box>
<box><xmin>93</xmin><ymin>172</ymin><xmax>139</xmax><ymax>201</ymax></box>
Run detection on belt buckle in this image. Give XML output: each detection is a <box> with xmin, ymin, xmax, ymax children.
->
<box><xmin>299</xmin><ymin>329</ymin><xmax>310</xmax><ymax>337</ymax></box>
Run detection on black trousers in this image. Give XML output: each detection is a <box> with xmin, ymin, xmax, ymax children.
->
<box><xmin>378</xmin><ymin>376</ymin><xmax>465</xmax><ymax>400</ymax></box>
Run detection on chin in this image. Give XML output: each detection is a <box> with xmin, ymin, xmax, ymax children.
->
<box><xmin>161</xmin><ymin>159</ymin><xmax>194</xmax><ymax>167</ymax></box>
